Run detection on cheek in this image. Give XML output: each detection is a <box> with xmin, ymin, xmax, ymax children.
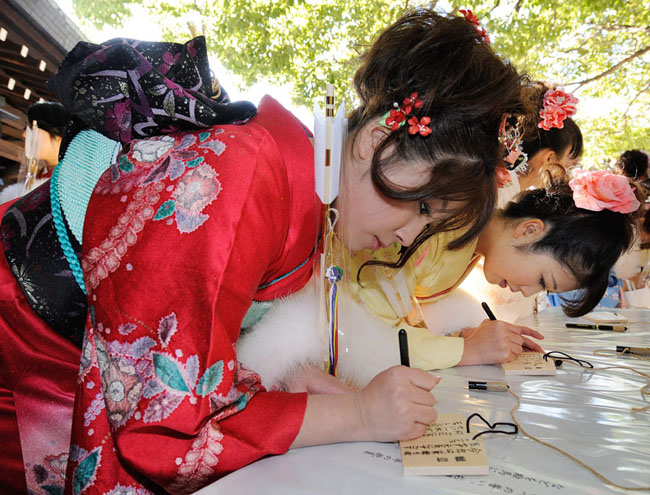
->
<box><xmin>481</xmin><ymin>257</ymin><xmax>500</xmax><ymax>284</ymax></box>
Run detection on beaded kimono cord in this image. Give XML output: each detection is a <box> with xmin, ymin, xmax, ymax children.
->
<box><xmin>50</xmin><ymin>130</ymin><xmax>120</xmax><ymax>293</ymax></box>
<box><xmin>57</xmin><ymin>130</ymin><xmax>120</xmax><ymax>244</ymax></box>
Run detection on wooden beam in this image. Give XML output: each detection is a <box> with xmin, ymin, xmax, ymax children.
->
<box><xmin>1</xmin><ymin>122</ymin><xmax>23</xmax><ymax>139</ymax></box>
<box><xmin>0</xmin><ymin>101</ymin><xmax>26</xmax><ymax>129</ymax></box>
<box><xmin>0</xmin><ymin>137</ymin><xmax>22</xmax><ymax>162</ymax></box>
<box><xmin>0</xmin><ymin>0</ymin><xmax>68</xmax><ymax>68</ymax></box>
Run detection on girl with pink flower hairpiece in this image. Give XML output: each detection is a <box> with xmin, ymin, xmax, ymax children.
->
<box><xmin>386</xmin><ymin>168</ymin><xmax>643</xmax><ymax>369</ymax></box>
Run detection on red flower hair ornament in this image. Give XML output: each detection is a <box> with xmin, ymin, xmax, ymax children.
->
<box><xmin>408</xmin><ymin>116</ymin><xmax>432</xmax><ymax>137</ymax></box>
<box><xmin>538</xmin><ymin>89</ymin><xmax>578</xmax><ymax>130</ymax></box>
<box><xmin>459</xmin><ymin>9</ymin><xmax>491</xmax><ymax>44</ymax></box>
<box><xmin>379</xmin><ymin>92</ymin><xmax>432</xmax><ymax>137</ymax></box>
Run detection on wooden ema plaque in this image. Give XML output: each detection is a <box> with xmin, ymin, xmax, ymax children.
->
<box><xmin>400</xmin><ymin>413</ymin><xmax>488</xmax><ymax>476</ymax></box>
<box><xmin>501</xmin><ymin>352</ymin><xmax>556</xmax><ymax>376</ymax></box>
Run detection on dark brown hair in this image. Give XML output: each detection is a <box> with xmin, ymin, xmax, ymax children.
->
<box><xmin>348</xmin><ymin>8</ymin><xmax>525</xmax><ymax>274</ymax></box>
<box><xmin>615</xmin><ymin>149</ymin><xmax>650</xmax><ymax>237</ymax></box>
<box><xmin>503</xmin><ymin>177</ymin><xmax>644</xmax><ymax>316</ymax></box>
<box><xmin>615</xmin><ymin>149</ymin><xmax>649</xmax><ymax>180</ymax></box>
<box><xmin>27</xmin><ymin>101</ymin><xmax>70</xmax><ymax>138</ymax></box>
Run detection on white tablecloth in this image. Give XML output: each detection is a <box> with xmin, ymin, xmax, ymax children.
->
<box><xmin>196</xmin><ymin>307</ymin><xmax>650</xmax><ymax>495</ymax></box>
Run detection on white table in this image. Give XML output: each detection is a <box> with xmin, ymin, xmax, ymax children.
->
<box><xmin>196</xmin><ymin>308</ymin><xmax>650</xmax><ymax>495</ymax></box>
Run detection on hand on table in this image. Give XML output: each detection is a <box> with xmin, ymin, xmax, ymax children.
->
<box><xmin>459</xmin><ymin>318</ymin><xmax>545</xmax><ymax>365</ymax></box>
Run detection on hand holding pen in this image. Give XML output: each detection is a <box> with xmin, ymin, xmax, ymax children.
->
<box><xmin>345</xmin><ymin>329</ymin><xmax>441</xmax><ymax>441</ymax></box>
<box><xmin>457</xmin><ymin>302</ymin><xmax>545</xmax><ymax>365</ymax></box>
<box><xmin>481</xmin><ymin>302</ymin><xmax>545</xmax><ymax>353</ymax></box>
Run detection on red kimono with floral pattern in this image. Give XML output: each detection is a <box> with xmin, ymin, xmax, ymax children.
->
<box><xmin>65</xmin><ymin>96</ymin><xmax>320</xmax><ymax>494</ymax></box>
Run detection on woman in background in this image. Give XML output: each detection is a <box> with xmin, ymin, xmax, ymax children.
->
<box><xmin>0</xmin><ymin>101</ymin><xmax>70</xmax><ymax>203</ymax></box>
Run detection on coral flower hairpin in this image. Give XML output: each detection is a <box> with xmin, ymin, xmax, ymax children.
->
<box><xmin>539</xmin><ymin>89</ymin><xmax>578</xmax><ymax>130</ymax></box>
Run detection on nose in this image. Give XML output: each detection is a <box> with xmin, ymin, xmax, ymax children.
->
<box><xmin>395</xmin><ymin>217</ymin><xmax>428</xmax><ymax>247</ymax></box>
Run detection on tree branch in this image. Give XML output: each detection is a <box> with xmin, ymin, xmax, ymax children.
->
<box><xmin>622</xmin><ymin>78</ymin><xmax>650</xmax><ymax>130</ymax></box>
<box><xmin>569</xmin><ymin>44</ymin><xmax>650</xmax><ymax>88</ymax></box>
<box><xmin>488</xmin><ymin>0</ymin><xmax>501</xmax><ymax>15</ymax></box>
<box><xmin>595</xmin><ymin>24</ymin><xmax>650</xmax><ymax>33</ymax></box>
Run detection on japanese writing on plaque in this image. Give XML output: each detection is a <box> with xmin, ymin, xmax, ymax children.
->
<box><xmin>400</xmin><ymin>413</ymin><xmax>488</xmax><ymax>475</ymax></box>
<box><xmin>502</xmin><ymin>352</ymin><xmax>556</xmax><ymax>376</ymax></box>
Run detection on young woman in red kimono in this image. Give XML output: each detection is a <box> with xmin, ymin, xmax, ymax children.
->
<box><xmin>0</xmin><ymin>9</ymin><xmax>527</xmax><ymax>495</ymax></box>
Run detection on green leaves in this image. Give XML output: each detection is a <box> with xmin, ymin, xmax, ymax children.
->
<box><xmin>153</xmin><ymin>352</ymin><xmax>224</xmax><ymax>396</ymax></box>
<box><xmin>74</xmin><ymin>0</ymin><xmax>650</xmax><ymax>164</ymax></box>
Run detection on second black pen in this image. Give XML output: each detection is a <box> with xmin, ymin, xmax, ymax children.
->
<box><xmin>398</xmin><ymin>328</ymin><xmax>410</xmax><ymax>367</ymax></box>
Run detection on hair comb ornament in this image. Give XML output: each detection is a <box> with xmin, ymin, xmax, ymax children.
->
<box><xmin>459</xmin><ymin>9</ymin><xmax>491</xmax><ymax>44</ymax></box>
<box><xmin>498</xmin><ymin>113</ymin><xmax>528</xmax><ymax>171</ymax></box>
<box><xmin>569</xmin><ymin>169</ymin><xmax>641</xmax><ymax>214</ymax></box>
<box><xmin>408</xmin><ymin>116</ymin><xmax>432</xmax><ymax>136</ymax></box>
<box><xmin>379</xmin><ymin>92</ymin><xmax>432</xmax><ymax>137</ymax></box>
<box><xmin>538</xmin><ymin>89</ymin><xmax>578</xmax><ymax>131</ymax></box>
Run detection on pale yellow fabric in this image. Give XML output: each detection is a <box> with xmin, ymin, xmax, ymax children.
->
<box><xmin>347</xmin><ymin>230</ymin><xmax>478</xmax><ymax>370</ymax></box>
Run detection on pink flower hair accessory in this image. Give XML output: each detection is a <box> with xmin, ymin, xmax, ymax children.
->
<box><xmin>538</xmin><ymin>89</ymin><xmax>578</xmax><ymax>131</ymax></box>
<box><xmin>379</xmin><ymin>92</ymin><xmax>432</xmax><ymax>137</ymax></box>
<box><xmin>459</xmin><ymin>9</ymin><xmax>491</xmax><ymax>44</ymax></box>
<box><xmin>569</xmin><ymin>169</ymin><xmax>641</xmax><ymax>214</ymax></box>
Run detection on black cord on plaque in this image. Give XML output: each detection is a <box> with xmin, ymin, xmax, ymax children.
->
<box><xmin>465</xmin><ymin>412</ymin><xmax>518</xmax><ymax>441</ymax></box>
<box><xmin>543</xmin><ymin>350</ymin><xmax>594</xmax><ymax>368</ymax></box>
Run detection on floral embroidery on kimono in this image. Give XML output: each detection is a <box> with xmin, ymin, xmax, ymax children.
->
<box><xmin>82</xmin><ymin>128</ymin><xmax>227</xmax><ymax>290</ymax></box>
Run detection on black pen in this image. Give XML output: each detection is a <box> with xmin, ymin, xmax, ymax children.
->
<box><xmin>616</xmin><ymin>346</ymin><xmax>650</xmax><ymax>356</ymax></box>
<box><xmin>468</xmin><ymin>380</ymin><xmax>509</xmax><ymax>392</ymax></box>
<box><xmin>566</xmin><ymin>323</ymin><xmax>627</xmax><ymax>332</ymax></box>
<box><xmin>398</xmin><ymin>328</ymin><xmax>410</xmax><ymax>367</ymax></box>
<box><xmin>481</xmin><ymin>301</ymin><xmax>497</xmax><ymax>321</ymax></box>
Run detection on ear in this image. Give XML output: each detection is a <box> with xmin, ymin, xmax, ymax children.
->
<box><xmin>512</xmin><ymin>219</ymin><xmax>546</xmax><ymax>243</ymax></box>
<box><xmin>356</xmin><ymin>124</ymin><xmax>390</xmax><ymax>161</ymax></box>
<box><xmin>542</xmin><ymin>149</ymin><xmax>557</xmax><ymax>164</ymax></box>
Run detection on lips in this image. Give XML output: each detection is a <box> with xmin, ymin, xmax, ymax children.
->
<box><xmin>498</xmin><ymin>280</ymin><xmax>507</xmax><ymax>289</ymax></box>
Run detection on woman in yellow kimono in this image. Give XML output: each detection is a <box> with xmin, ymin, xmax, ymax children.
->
<box><xmin>348</xmin><ymin>167</ymin><xmax>642</xmax><ymax>372</ymax></box>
